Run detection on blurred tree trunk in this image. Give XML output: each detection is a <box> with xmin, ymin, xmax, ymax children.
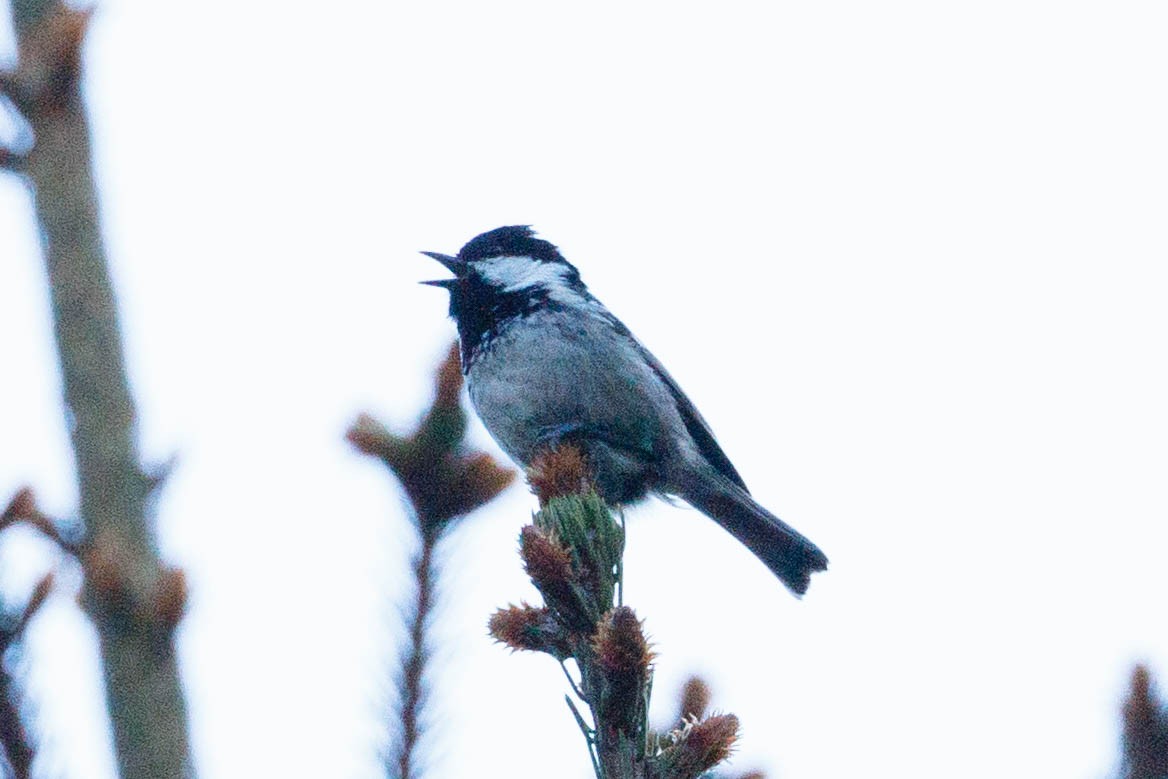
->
<box><xmin>3</xmin><ymin>3</ymin><xmax>194</xmax><ymax>777</ymax></box>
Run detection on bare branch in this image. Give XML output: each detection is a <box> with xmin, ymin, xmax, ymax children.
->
<box><xmin>0</xmin><ymin>575</ymin><xmax>54</xmax><ymax>655</ymax></box>
<box><xmin>10</xmin><ymin>0</ymin><xmax>55</xmax><ymax>38</ymax></box>
<box><xmin>1</xmin><ymin>487</ymin><xmax>82</xmax><ymax>556</ymax></box>
<box><xmin>0</xmin><ymin>671</ymin><xmax>34</xmax><ymax>779</ymax></box>
<box><xmin>4</xmin><ymin>2</ymin><xmax>194</xmax><ymax>776</ymax></box>
<box><xmin>0</xmin><ymin>142</ymin><xmax>26</xmax><ymax>172</ymax></box>
<box><xmin>1</xmin><ymin>574</ymin><xmax>55</xmax><ymax>779</ymax></box>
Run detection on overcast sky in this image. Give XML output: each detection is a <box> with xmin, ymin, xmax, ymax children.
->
<box><xmin>2</xmin><ymin>2</ymin><xmax>1167</xmax><ymax>778</ymax></box>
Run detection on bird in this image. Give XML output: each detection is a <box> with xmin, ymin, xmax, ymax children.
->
<box><xmin>420</xmin><ymin>226</ymin><xmax>827</xmax><ymax>596</ymax></box>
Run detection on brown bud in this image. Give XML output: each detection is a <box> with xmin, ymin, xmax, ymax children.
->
<box><xmin>594</xmin><ymin>606</ymin><xmax>653</xmax><ymax>676</ymax></box>
<box><xmin>520</xmin><ymin>525</ymin><xmax>573</xmax><ymax>588</ymax></box>
<box><xmin>658</xmin><ymin>713</ymin><xmax>740</xmax><ymax>779</ymax></box>
<box><xmin>519</xmin><ymin>525</ymin><xmax>596</xmax><ymax>630</ymax></box>
<box><xmin>488</xmin><ymin>602</ymin><xmax>571</xmax><ymax>659</ymax></box>
<box><xmin>0</xmin><ymin>492</ymin><xmax>79</xmax><ymax>556</ymax></box>
<box><xmin>679</xmin><ymin>676</ymin><xmax>712</xmax><ymax>722</ymax></box>
<box><xmin>153</xmin><ymin>567</ymin><xmax>188</xmax><ymax>629</ymax></box>
<box><xmin>1</xmin><ymin>487</ymin><xmax>36</xmax><ymax>527</ymax></box>
<box><xmin>345</xmin><ymin>413</ymin><xmax>401</xmax><ymax>458</ymax></box>
<box><xmin>84</xmin><ymin>533</ymin><xmax>133</xmax><ymax>603</ymax></box>
<box><xmin>527</xmin><ymin>444</ymin><xmax>592</xmax><ymax>505</ymax></box>
<box><xmin>445</xmin><ymin>452</ymin><xmax>516</xmax><ymax>517</ymax></box>
<box><xmin>594</xmin><ymin>606</ymin><xmax>654</xmax><ymax>736</ymax></box>
<box><xmin>688</xmin><ymin>714</ymin><xmax>740</xmax><ymax>767</ymax></box>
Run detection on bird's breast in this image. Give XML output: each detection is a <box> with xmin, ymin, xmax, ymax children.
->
<box><xmin>464</xmin><ymin>310</ymin><xmax>684</xmax><ymax>469</ymax></box>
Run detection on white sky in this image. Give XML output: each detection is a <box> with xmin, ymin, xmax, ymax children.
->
<box><xmin>2</xmin><ymin>2</ymin><xmax>1167</xmax><ymax>778</ymax></box>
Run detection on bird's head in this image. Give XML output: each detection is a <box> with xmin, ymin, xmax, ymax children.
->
<box><xmin>421</xmin><ymin>226</ymin><xmax>589</xmax><ymax>340</ymax></box>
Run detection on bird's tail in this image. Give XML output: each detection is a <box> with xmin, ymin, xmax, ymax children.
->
<box><xmin>677</xmin><ymin>475</ymin><xmax>828</xmax><ymax>596</ymax></box>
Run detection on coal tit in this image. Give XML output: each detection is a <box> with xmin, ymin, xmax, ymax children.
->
<box><xmin>422</xmin><ymin>226</ymin><xmax>828</xmax><ymax>596</ymax></box>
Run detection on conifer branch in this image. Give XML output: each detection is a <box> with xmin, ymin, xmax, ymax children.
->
<box><xmin>490</xmin><ymin>446</ymin><xmax>742</xmax><ymax>778</ymax></box>
<box><xmin>1121</xmin><ymin>665</ymin><xmax>1168</xmax><ymax>779</ymax></box>
<box><xmin>348</xmin><ymin>344</ymin><xmax>515</xmax><ymax>778</ymax></box>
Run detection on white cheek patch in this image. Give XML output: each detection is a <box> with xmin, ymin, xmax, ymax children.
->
<box><xmin>476</xmin><ymin>255</ymin><xmax>580</xmax><ymax>300</ymax></box>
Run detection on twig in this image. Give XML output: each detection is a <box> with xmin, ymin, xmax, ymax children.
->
<box><xmin>560</xmin><ymin>660</ymin><xmax>586</xmax><ymax>700</ymax></box>
<box><xmin>0</xmin><ymin>574</ymin><xmax>54</xmax><ymax>779</ymax></box>
<box><xmin>3</xmin><ymin>3</ymin><xmax>193</xmax><ymax>777</ymax></box>
<box><xmin>395</xmin><ymin>531</ymin><xmax>436</xmax><ymax>779</ymax></box>
<box><xmin>1</xmin><ymin>487</ymin><xmax>83</xmax><ymax>556</ymax></box>
<box><xmin>0</xmin><ymin>672</ymin><xmax>34</xmax><ymax>779</ymax></box>
<box><xmin>0</xmin><ymin>142</ymin><xmax>26</xmax><ymax>172</ymax></box>
<box><xmin>0</xmin><ymin>639</ymin><xmax>35</xmax><ymax>779</ymax></box>
<box><xmin>566</xmin><ymin>694</ymin><xmax>601</xmax><ymax>779</ymax></box>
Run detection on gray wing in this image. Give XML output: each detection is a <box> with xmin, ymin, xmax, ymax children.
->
<box><xmin>631</xmin><ymin>338</ymin><xmax>749</xmax><ymax>492</ymax></box>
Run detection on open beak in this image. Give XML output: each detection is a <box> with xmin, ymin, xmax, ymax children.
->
<box><xmin>420</xmin><ymin>251</ymin><xmax>464</xmax><ymax>288</ymax></box>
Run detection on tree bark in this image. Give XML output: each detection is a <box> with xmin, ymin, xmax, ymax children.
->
<box><xmin>4</xmin><ymin>4</ymin><xmax>194</xmax><ymax>777</ymax></box>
